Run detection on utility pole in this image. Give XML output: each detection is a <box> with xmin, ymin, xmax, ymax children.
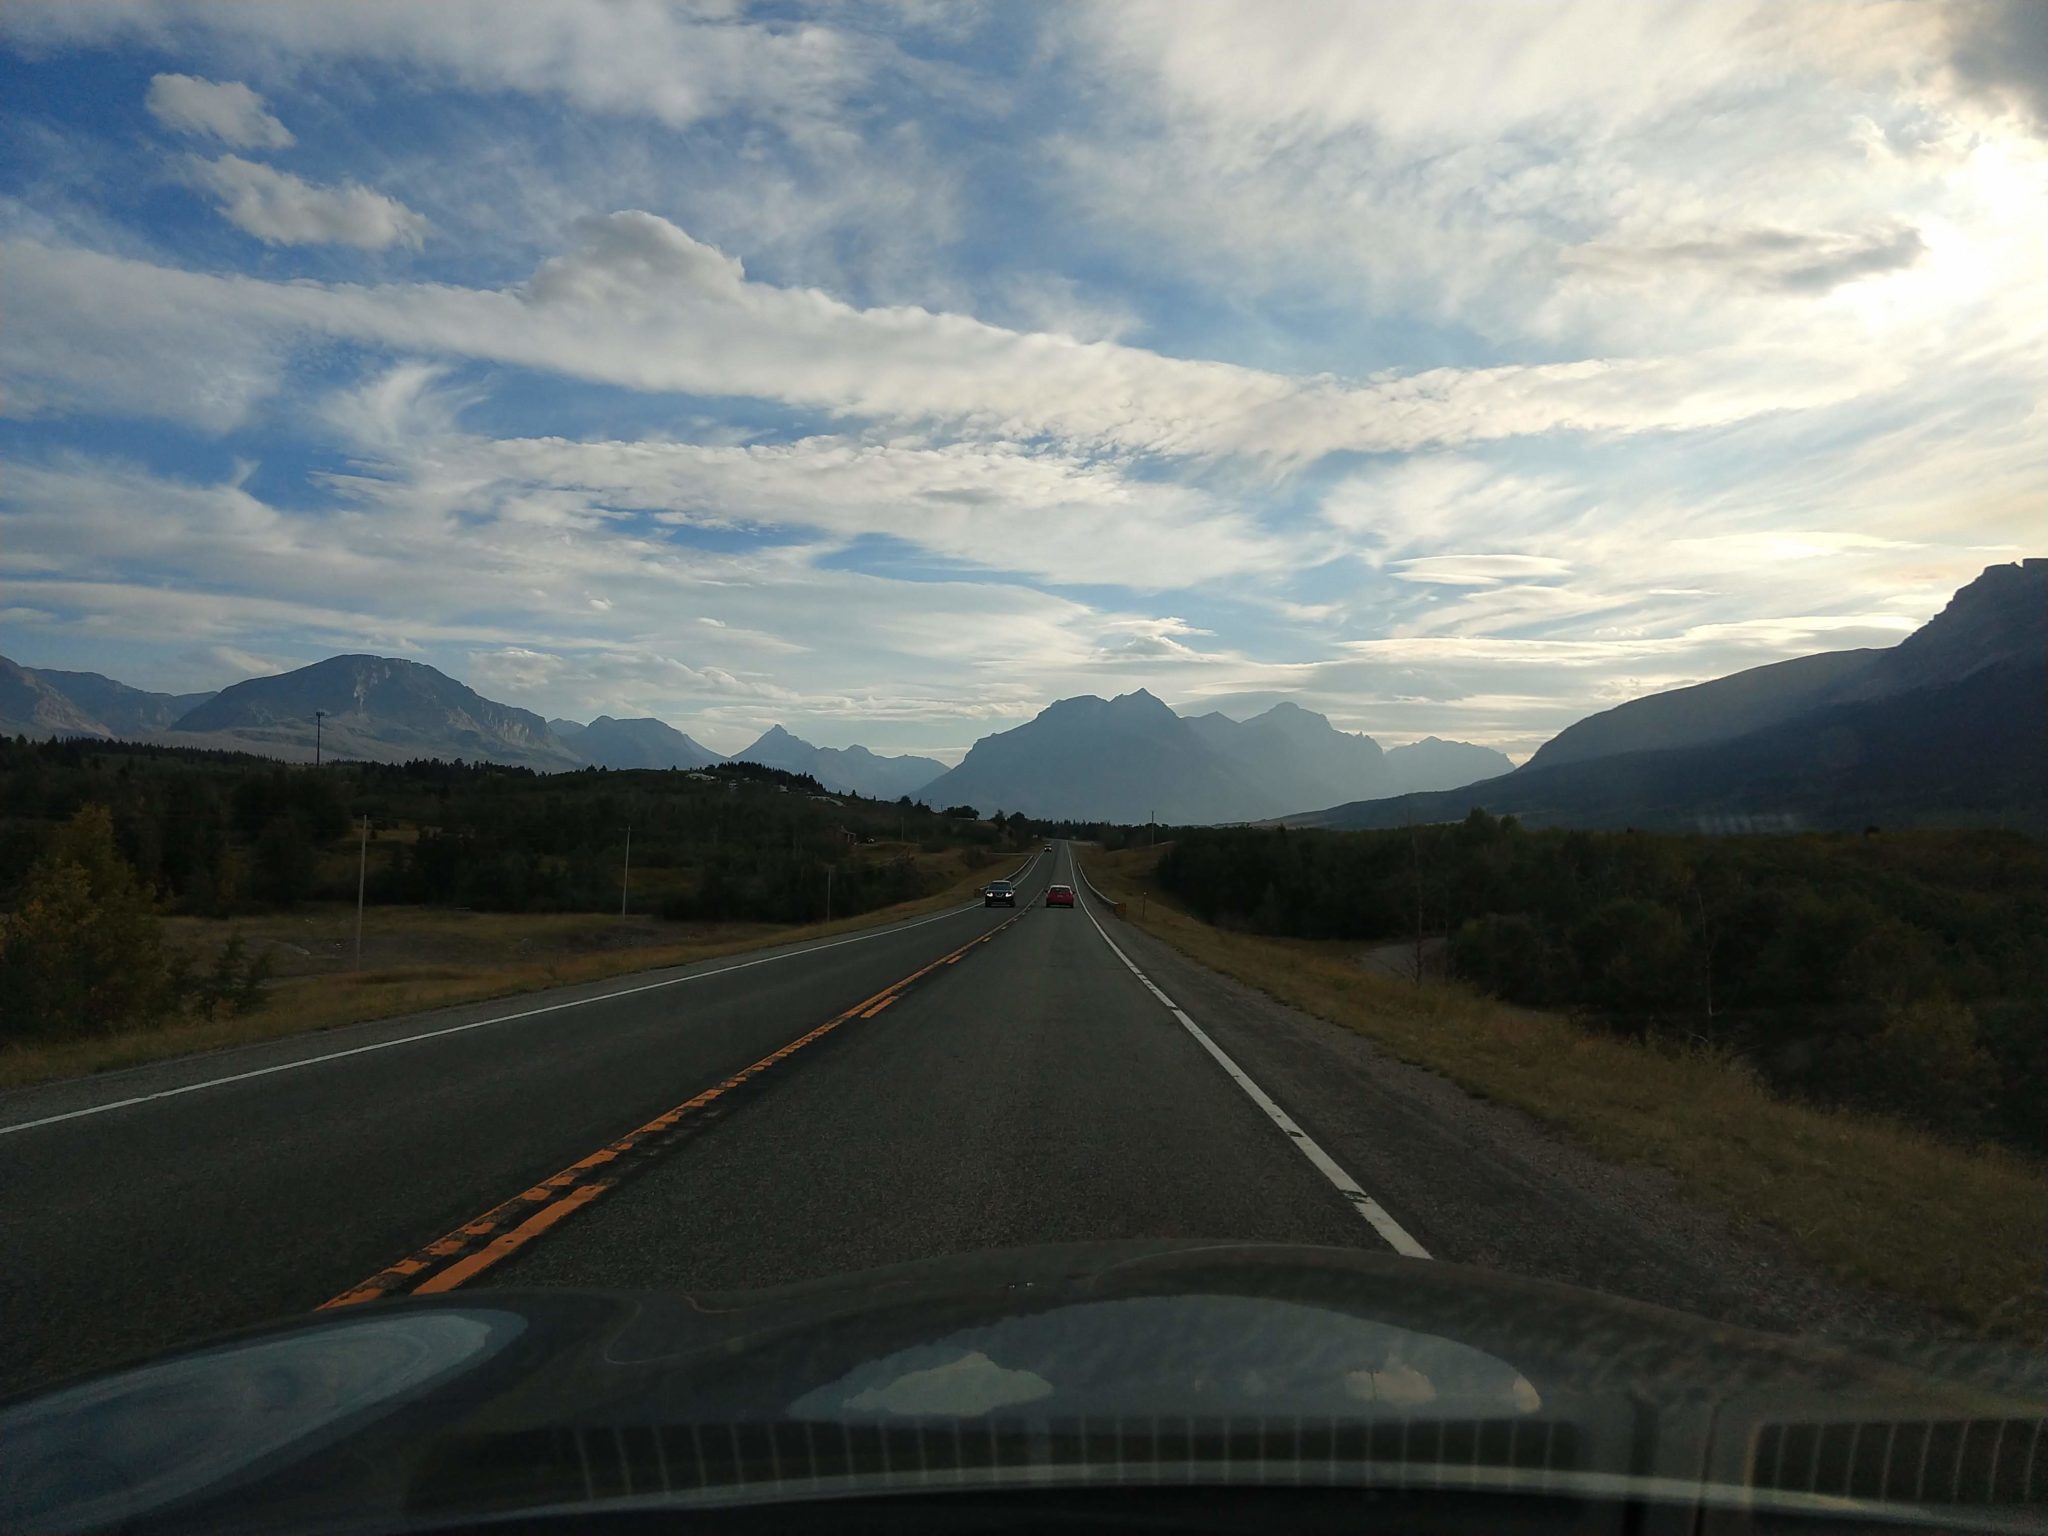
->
<box><xmin>1410</xmin><ymin>815</ymin><xmax>1425</xmax><ymax>988</ymax></box>
<box><xmin>1693</xmin><ymin>881</ymin><xmax>1715</xmax><ymax>1018</ymax></box>
<box><xmin>620</xmin><ymin>824</ymin><xmax>631</xmax><ymax>918</ymax></box>
<box><xmin>1150</xmin><ymin>809</ymin><xmax>1157</xmax><ymax>848</ymax></box>
<box><xmin>315</xmin><ymin>709</ymin><xmax>326</xmax><ymax>768</ymax></box>
<box><xmin>825</xmin><ymin>863</ymin><xmax>834</xmax><ymax>925</ymax></box>
<box><xmin>354</xmin><ymin>814</ymin><xmax>369</xmax><ymax>971</ymax></box>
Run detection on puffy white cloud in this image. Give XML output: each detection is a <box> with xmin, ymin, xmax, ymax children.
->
<box><xmin>144</xmin><ymin>72</ymin><xmax>293</xmax><ymax>148</ymax></box>
<box><xmin>187</xmin><ymin>155</ymin><xmax>429</xmax><ymax>249</ymax></box>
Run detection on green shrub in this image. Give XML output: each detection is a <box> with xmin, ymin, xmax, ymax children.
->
<box><xmin>0</xmin><ymin>806</ymin><xmax>174</xmax><ymax>1042</ymax></box>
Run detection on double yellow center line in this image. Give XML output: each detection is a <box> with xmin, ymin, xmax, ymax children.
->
<box><xmin>322</xmin><ymin>911</ymin><xmax>1022</xmax><ymax>1308</ymax></box>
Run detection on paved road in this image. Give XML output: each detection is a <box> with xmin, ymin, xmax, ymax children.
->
<box><xmin>0</xmin><ymin>853</ymin><xmax>1048</xmax><ymax>1394</ymax></box>
<box><xmin>1</xmin><ymin>841</ymin><xmax>1874</xmax><ymax>1397</ymax></box>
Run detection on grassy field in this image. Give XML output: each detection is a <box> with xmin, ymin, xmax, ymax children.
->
<box><xmin>0</xmin><ymin>845</ymin><xmax>1019</xmax><ymax>1092</ymax></box>
<box><xmin>1080</xmin><ymin>845</ymin><xmax>2048</xmax><ymax>1339</ymax></box>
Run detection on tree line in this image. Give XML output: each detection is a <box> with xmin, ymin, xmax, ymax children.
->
<box><xmin>0</xmin><ymin>737</ymin><xmax>1037</xmax><ymax>1046</ymax></box>
<box><xmin>1156</xmin><ymin>814</ymin><xmax>2048</xmax><ymax>1153</ymax></box>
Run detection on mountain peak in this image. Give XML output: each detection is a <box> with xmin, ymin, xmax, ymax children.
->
<box><xmin>1248</xmin><ymin>699</ymin><xmax>1338</xmax><ymax>736</ymax></box>
<box><xmin>1108</xmin><ymin>687</ymin><xmax>1175</xmax><ymax>719</ymax></box>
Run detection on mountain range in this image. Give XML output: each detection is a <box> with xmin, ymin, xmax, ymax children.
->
<box><xmin>730</xmin><ymin>725</ymin><xmax>947</xmax><ymax>801</ymax></box>
<box><xmin>0</xmin><ymin>649</ymin><xmax>1509</xmax><ymax>818</ymax></box>
<box><xmin>916</xmin><ymin>692</ymin><xmax>1512</xmax><ymax>823</ymax></box>
<box><xmin>7</xmin><ymin>557</ymin><xmax>2033</xmax><ymax>829</ymax></box>
<box><xmin>1290</xmin><ymin>558</ymin><xmax>2047</xmax><ymax>834</ymax></box>
<box><xmin>1</xmin><ymin>656</ymin><xmax>215</xmax><ymax>742</ymax></box>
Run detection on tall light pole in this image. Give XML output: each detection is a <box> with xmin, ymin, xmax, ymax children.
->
<box><xmin>620</xmin><ymin>824</ymin><xmax>631</xmax><ymax>918</ymax></box>
<box><xmin>315</xmin><ymin>709</ymin><xmax>326</xmax><ymax>768</ymax></box>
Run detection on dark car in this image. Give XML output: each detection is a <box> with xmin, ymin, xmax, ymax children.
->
<box><xmin>1046</xmin><ymin>883</ymin><xmax>1075</xmax><ymax>907</ymax></box>
<box><xmin>984</xmin><ymin>880</ymin><xmax>1017</xmax><ymax>907</ymax></box>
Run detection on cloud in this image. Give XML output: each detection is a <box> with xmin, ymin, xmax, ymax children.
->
<box><xmin>1044</xmin><ymin>0</ymin><xmax>1994</xmax><ymax>353</ymax></box>
<box><xmin>1</xmin><ymin>216</ymin><xmax>1903</xmax><ymax>458</ymax></box>
<box><xmin>1392</xmin><ymin>554</ymin><xmax>1574</xmax><ymax>587</ymax></box>
<box><xmin>144</xmin><ymin>73</ymin><xmax>293</xmax><ymax>148</ymax></box>
<box><xmin>180</xmin><ymin>642</ymin><xmax>289</xmax><ymax>681</ymax></box>
<box><xmin>187</xmin><ymin>155</ymin><xmax>429</xmax><ymax>250</ymax></box>
<box><xmin>1947</xmin><ymin>0</ymin><xmax>2048</xmax><ymax>129</ymax></box>
<box><xmin>11</xmin><ymin>2</ymin><xmax>897</xmax><ymax>133</ymax></box>
<box><xmin>0</xmin><ymin>448</ymin><xmax>1129</xmax><ymax>744</ymax></box>
<box><xmin>1563</xmin><ymin>225</ymin><xmax>1928</xmax><ymax>295</ymax></box>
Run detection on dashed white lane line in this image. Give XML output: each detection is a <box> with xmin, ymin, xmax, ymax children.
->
<box><xmin>1071</xmin><ymin>849</ymin><xmax>1432</xmax><ymax>1260</ymax></box>
<box><xmin>0</xmin><ymin>851</ymin><xmax>1050</xmax><ymax>1141</ymax></box>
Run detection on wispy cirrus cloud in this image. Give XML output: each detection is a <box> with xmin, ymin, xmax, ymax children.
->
<box><xmin>0</xmin><ymin>212</ymin><xmax>1903</xmax><ymax>457</ymax></box>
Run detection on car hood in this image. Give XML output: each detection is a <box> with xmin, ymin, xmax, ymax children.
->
<box><xmin>2</xmin><ymin>1241</ymin><xmax>2042</xmax><ymax>1533</ymax></box>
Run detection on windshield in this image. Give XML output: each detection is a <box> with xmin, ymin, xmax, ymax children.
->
<box><xmin>0</xmin><ymin>3</ymin><xmax>2043</xmax><ymax>1532</ymax></box>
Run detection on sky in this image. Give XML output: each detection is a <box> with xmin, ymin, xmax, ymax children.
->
<box><xmin>2</xmin><ymin>2</ymin><xmax>2043</xmax><ymax>763</ymax></box>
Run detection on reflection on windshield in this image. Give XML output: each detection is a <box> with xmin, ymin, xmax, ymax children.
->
<box><xmin>790</xmin><ymin>1295</ymin><xmax>1541</xmax><ymax>1421</ymax></box>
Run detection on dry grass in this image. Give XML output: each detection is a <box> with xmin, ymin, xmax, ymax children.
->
<box><xmin>1082</xmin><ymin>845</ymin><xmax>2048</xmax><ymax>1338</ymax></box>
<box><xmin>0</xmin><ymin>847</ymin><xmax>1022</xmax><ymax>1092</ymax></box>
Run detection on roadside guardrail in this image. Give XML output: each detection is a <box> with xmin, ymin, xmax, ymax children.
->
<box><xmin>1073</xmin><ymin>848</ymin><xmax>1126</xmax><ymax>918</ymax></box>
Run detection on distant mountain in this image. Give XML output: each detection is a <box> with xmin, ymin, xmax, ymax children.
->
<box><xmin>1523</xmin><ymin>650</ymin><xmax>1881</xmax><ymax>771</ymax></box>
<box><xmin>0</xmin><ymin>655</ymin><xmax>216</xmax><ymax>740</ymax></box>
<box><xmin>1293</xmin><ymin>559</ymin><xmax>2048</xmax><ymax>834</ymax></box>
<box><xmin>168</xmin><ymin>654</ymin><xmax>584</xmax><ymax>769</ymax></box>
<box><xmin>0</xmin><ymin>656</ymin><xmax>109</xmax><ymax>739</ymax></box>
<box><xmin>572</xmin><ymin>715</ymin><xmax>720</xmax><ymax>771</ymax></box>
<box><xmin>0</xmin><ymin>645</ymin><xmax>1521</xmax><ymax>813</ymax></box>
<box><xmin>32</xmin><ymin>668</ymin><xmax>215</xmax><ymax>737</ymax></box>
<box><xmin>1186</xmin><ymin>701</ymin><xmax>1389</xmax><ymax>816</ymax></box>
<box><xmin>1384</xmin><ymin>737</ymin><xmax>1516</xmax><ymax>795</ymax></box>
<box><xmin>918</xmin><ymin>689</ymin><xmax>1273</xmax><ymax>823</ymax></box>
<box><xmin>922</xmin><ymin>694</ymin><xmax>1511</xmax><ymax>823</ymax></box>
<box><xmin>731</xmin><ymin>725</ymin><xmax>945</xmax><ymax>800</ymax></box>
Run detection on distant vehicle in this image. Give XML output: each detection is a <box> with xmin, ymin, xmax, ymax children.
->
<box><xmin>984</xmin><ymin>880</ymin><xmax>1017</xmax><ymax>907</ymax></box>
<box><xmin>1044</xmin><ymin>843</ymin><xmax>1053</xmax><ymax>851</ymax></box>
<box><xmin>1046</xmin><ymin>884</ymin><xmax>1075</xmax><ymax>907</ymax></box>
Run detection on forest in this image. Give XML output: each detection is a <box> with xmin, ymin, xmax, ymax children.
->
<box><xmin>0</xmin><ymin>736</ymin><xmax>1035</xmax><ymax>1047</ymax></box>
<box><xmin>1156</xmin><ymin>814</ymin><xmax>2048</xmax><ymax>1153</ymax></box>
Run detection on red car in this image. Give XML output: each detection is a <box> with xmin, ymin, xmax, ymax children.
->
<box><xmin>1045</xmin><ymin>884</ymin><xmax>1075</xmax><ymax>908</ymax></box>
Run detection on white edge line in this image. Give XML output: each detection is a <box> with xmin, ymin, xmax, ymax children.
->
<box><xmin>1070</xmin><ymin>848</ymin><xmax>1431</xmax><ymax>1261</ymax></box>
<box><xmin>1</xmin><ymin>849</ymin><xmax>1050</xmax><ymax>1139</ymax></box>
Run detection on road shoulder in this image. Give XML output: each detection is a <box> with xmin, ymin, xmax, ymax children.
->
<box><xmin>1076</xmin><ymin>850</ymin><xmax>2021</xmax><ymax>1348</ymax></box>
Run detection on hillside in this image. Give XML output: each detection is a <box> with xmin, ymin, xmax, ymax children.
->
<box><xmin>570</xmin><ymin>715</ymin><xmax>720</xmax><ymax>771</ymax></box>
<box><xmin>731</xmin><ymin>725</ymin><xmax>944</xmax><ymax>800</ymax></box>
<box><xmin>0</xmin><ymin>657</ymin><xmax>108</xmax><ymax>739</ymax></box>
<box><xmin>1294</xmin><ymin>560</ymin><xmax>2048</xmax><ymax>833</ymax></box>
<box><xmin>1185</xmin><ymin>701</ymin><xmax>1388</xmax><ymax>815</ymax></box>
<box><xmin>168</xmin><ymin>655</ymin><xmax>583</xmax><ymax>769</ymax></box>
<box><xmin>0</xmin><ymin>655</ymin><xmax>219</xmax><ymax>740</ymax></box>
<box><xmin>924</xmin><ymin>693</ymin><xmax>1511</xmax><ymax>823</ymax></box>
<box><xmin>919</xmin><ymin>689</ymin><xmax>1273</xmax><ymax>823</ymax></box>
<box><xmin>1384</xmin><ymin>736</ymin><xmax>1516</xmax><ymax>794</ymax></box>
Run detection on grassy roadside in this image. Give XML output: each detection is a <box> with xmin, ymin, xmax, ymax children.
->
<box><xmin>0</xmin><ymin>847</ymin><xmax>1025</xmax><ymax>1093</ymax></box>
<box><xmin>1081</xmin><ymin>845</ymin><xmax>2048</xmax><ymax>1338</ymax></box>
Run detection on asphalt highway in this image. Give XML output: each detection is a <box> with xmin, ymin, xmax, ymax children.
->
<box><xmin>0</xmin><ymin>841</ymin><xmax>1855</xmax><ymax>1397</ymax></box>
